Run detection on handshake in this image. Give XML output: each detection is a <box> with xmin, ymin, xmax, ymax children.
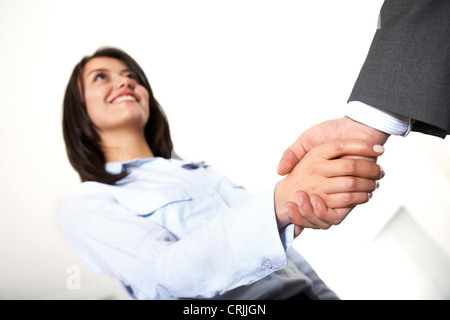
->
<box><xmin>274</xmin><ymin>116</ymin><xmax>389</xmax><ymax>237</ymax></box>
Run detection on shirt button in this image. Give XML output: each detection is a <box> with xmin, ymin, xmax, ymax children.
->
<box><xmin>263</xmin><ymin>260</ymin><xmax>273</xmax><ymax>269</ymax></box>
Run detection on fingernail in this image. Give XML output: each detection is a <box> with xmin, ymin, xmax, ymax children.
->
<box><xmin>380</xmin><ymin>167</ymin><xmax>385</xmax><ymax>179</ymax></box>
<box><xmin>376</xmin><ymin>181</ymin><xmax>380</xmax><ymax>189</ymax></box>
<box><xmin>368</xmin><ymin>192</ymin><xmax>373</xmax><ymax>200</ymax></box>
<box><xmin>373</xmin><ymin>145</ymin><xmax>385</xmax><ymax>153</ymax></box>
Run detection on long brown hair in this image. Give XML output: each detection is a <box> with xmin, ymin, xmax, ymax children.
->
<box><xmin>62</xmin><ymin>47</ymin><xmax>173</xmax><ymax>184</ymax></box>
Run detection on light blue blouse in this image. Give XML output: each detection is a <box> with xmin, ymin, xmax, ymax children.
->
<box><xmin>59</xmin><ymin>157</ymin><xmax>338</xmax><ymax>300</ymax></box>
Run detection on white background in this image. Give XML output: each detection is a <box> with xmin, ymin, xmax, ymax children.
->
<box><xmin>1</xmin><ymin>0</ymin><xmax>449</xmax><ymax>299</ymax></box>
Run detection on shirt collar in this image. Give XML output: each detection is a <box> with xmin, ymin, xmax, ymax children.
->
<box><xmin>105</xmin><ymin>157</ymin><xmax>209</xmax><ymax>174</ymax></box>
<box><xmin>105</xmin><ymin>157</ymin><xmax>158</xmax><ymax>174</ymax></box>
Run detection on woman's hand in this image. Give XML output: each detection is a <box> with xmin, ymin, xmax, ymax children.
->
<box><xmin>274</xmin><ymin>139</ymin><xmax>385</xmax><ymax>236</ymax></box>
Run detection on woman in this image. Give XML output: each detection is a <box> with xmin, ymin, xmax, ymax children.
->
<box><xmin>59</xmin><ymin>47</ymin><xmax>384</xmax><ymax>299</ymax></box>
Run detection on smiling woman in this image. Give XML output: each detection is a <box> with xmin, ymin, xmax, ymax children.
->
<box><xmin>82</xmin><ymin>57</ymin><xmax>153</xmax><ymax>162</ymax></box>
<box><xmin>62</xmin><ymin>47</ymin><xmax>173</xmax><ymax>184</ymax></box>
<box><xmin>84</xmin><ymin>59</ymin><xmax>149</xmax><ymax>130</ymax></box>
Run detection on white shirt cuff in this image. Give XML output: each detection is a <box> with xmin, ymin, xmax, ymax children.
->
<box><xmin>346</xmin><ymin>101</ymin><xmax>413</xmax><ymax>136</ymax></box>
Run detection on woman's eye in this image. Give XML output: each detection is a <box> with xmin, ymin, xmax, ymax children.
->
<box><xmin>127</xmin><ymin>73</ymin><xmax>138</xmax><ymax>80</ymax></box>
<box><xmin>94</xmin><ymin>73</ymin><xmax>106</xmax><ymax>82</ymax></box>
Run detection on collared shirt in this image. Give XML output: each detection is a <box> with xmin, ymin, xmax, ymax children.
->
<box><xmin>346</xmin><ymin>101</ymin><xmax>412</xmax><ymax>136</ymax></box>
<box><xmin>59</xmin><ymin>157</ymin><xmax>338</xmax><ymax>300</ymax></box>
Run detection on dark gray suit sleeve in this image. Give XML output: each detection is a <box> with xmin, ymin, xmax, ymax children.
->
<box><xmin>348</xmin><ymin>0</ymin><xmax>450</xmax><ymax>138</ymax></box>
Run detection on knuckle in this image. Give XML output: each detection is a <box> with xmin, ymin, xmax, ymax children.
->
<box><xmin>341</xmin><ymin>193</ymin><xmax>354</xmax><ymax>205</ymax></box>
<box><xmin>315</xmin><ymin>209</ymin><xmax>327</xmax><ymax>221</ymax></box>
<box><xmin>346</xmin><ymin>177</ymin><xmax>357</xmax><ymax>191</ymax></box>
<box><xmin>343</xmin><ymin>159</ymin><xmax>357</xmax><ymax>175</ymax></box>
<box><xmin>334</xmin><ymin>139</ymin><xmax>345</xmax><ymax>151</ymax></box>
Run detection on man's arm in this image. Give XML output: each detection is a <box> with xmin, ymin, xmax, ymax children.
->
<box><xmin>279</xmin><ymin>0</ymin><xmax>450</xmax><ymax>176</ymax></box>
<box><xmin>348</xmin><ymin>0</ymin><xmax>450</xmax><ymax>137</ymax></box>
<box><xmin>277</xmin><ymin>0</ymin><xmax>450</xmax><ymax>231</ymax></box>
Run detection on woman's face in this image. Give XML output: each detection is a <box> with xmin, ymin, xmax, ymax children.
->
<box><xmin>82</xmin><ymin>57</ymin><xmax>150</xmax><ymax>133</ymax></box>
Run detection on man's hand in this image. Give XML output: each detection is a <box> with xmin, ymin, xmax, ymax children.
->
<box><xmin>277</xmin><ymin>116</ymin><xmax>389</xmax><ymax>176</ymax></box>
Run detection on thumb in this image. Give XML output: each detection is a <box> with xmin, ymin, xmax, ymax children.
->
<box><xmin>277</xmin><ymin>143</ymin><xmax>307</xmax><ymax>176</ymax></box>
<box><xmin>294</xmin><ymin>225</ymin><xmax>304</xmax><ymax>238</ymax></box>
